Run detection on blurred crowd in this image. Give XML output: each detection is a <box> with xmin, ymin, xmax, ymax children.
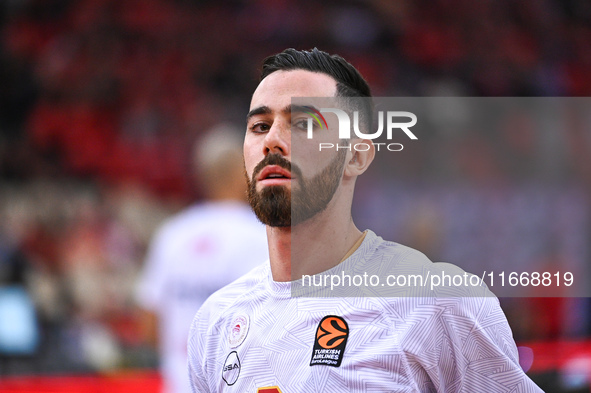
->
<box><xmin>1</xmin><ymin>0</ymin><xmax>590</xmax><ymax>376</ymax></box>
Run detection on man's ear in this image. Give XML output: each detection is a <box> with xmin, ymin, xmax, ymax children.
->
<box><xmin>344</xmin><ymin>139</ymin><xmax>375</xmax><ymax>178</ymax></box>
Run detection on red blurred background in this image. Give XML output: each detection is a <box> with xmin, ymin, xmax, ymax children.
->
<box><xmin>1</xmin><ymin>0</ymin><xmax>590</xmax><ymax>391</ymax></box>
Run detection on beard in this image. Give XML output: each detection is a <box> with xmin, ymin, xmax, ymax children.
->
<box><xmin>246</xmin><ymin>149</ymin><xmax>347</xmax><ymax>227</ymax></box>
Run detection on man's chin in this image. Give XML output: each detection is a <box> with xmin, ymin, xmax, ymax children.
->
<box><xmin>256</xmin><ymin>214</ymin><xmax>291</xmax><ymax>227</ymax></box>
<box><xmin>268</xmin><ymin>222</ymin><xmax>291</xmax><ymax>228</ymax></box>
<box><xmin>257</xmin><ymin>184</ymin><xmax>292</xmax><ymax>195</ymax></box>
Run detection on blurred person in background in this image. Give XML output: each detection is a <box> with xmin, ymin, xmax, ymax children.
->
<box><xmin>135</xmin><ymin>124</ymin><xmax>268</xmax><ymax>393</ymax></box>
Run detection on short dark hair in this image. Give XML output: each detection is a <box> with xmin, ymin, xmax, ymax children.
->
<box><xmin>260</xmin><ymin>48</ymin><xmax>373</xmax><ymax>132</ymax></box>
<box><xmin>261</xmin><ymin>48</ymin><xmax>371</xmax><ymax>98</ymax></box>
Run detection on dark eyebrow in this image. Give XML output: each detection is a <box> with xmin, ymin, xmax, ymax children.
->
<box><xmin>246</xmin><ymin>104</ymin><xmax>320</xmax><ymax>122</ymax></box>
<box><xmin>291</xmin><ymin>104</ymin><xmax>319</xmax><ymax>114</ymax></box>
<box><xmin>246</xmin><ymin>106</ymin><xmax>271</xmax><ymax>122</ymax></box>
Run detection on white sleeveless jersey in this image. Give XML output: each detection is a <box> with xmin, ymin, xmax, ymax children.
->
<box><xmin>188</xmin><ymin>230</ymin><xmax>542</xmax><ymax>392</ymax></box>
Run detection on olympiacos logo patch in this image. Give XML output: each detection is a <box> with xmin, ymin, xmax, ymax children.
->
<box><xmin>228</xmin><ymin>314</ymin><xmax>250</xmax><ymax>348</ymax></box>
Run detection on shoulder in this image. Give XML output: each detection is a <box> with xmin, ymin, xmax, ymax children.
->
<box><xmin>358</xmin><ymin>231</ymin><xmax>433</xmax><ymax>270</ymax></box>
<box><xmin>383</xmin><ymin>234</ymin><xmax>491</xmax><ymax>297</ymax></box>
<box><xmin>150</xmin><ymin>204</ymin><xmax>205</xmax><ymax>240</ymax></box>
<box><xmin>353</xmin><ymin>231</ymin><xmax>493</xmax><ymax>298</ymax></box>
<box><xmin>153</xmin><ymin>202</ymin><xmax>265</xmax><ymax>244</ymax></box>
<box><xmin>189</xmin><ymin>263</ymin><xmax>269</xmax><ymax>334</ymax></box>
<box><xmin>187</xmin><ymin>263</ymin><xmax>268</xmax><ymax>380</ymax></box>
<box><xmin>160</xmin><ymin>201</ymin><xmax>261</xmax><ymax>230</ymax></box>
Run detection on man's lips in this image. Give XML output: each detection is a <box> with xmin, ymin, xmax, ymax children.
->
<box><xmin>257</xmin><ymin>165</ymin><xmax>292</xmax><ymax>185</ymax></box>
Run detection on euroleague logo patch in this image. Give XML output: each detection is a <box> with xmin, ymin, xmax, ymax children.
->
<box><xmin>309</xmin><ymin>315</ymin><xmax>349</xmax><ymax>367</ymax></box>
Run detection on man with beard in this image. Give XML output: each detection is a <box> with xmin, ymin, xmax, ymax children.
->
<box><xmin>187</xmin><ymin>49</ymin><xmax>542</xmax><ymax>392</ymax></box>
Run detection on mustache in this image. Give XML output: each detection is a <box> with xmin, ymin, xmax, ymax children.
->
<box><xmin>252</xmin><ymin>153</ymin><xmax>302</xmax><ymax>181</ymax></box>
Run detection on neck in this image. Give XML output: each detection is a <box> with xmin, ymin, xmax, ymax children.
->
<box><xmin>266</xmin><ymin>208</ymin><xmax>363</xmax><ymax>282</ymax></box>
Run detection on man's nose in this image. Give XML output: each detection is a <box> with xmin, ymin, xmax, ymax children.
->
<box><xmin>263</xmin><ymin>120</ymin><xmax>290</xmax><ymax>156</ymax></box>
